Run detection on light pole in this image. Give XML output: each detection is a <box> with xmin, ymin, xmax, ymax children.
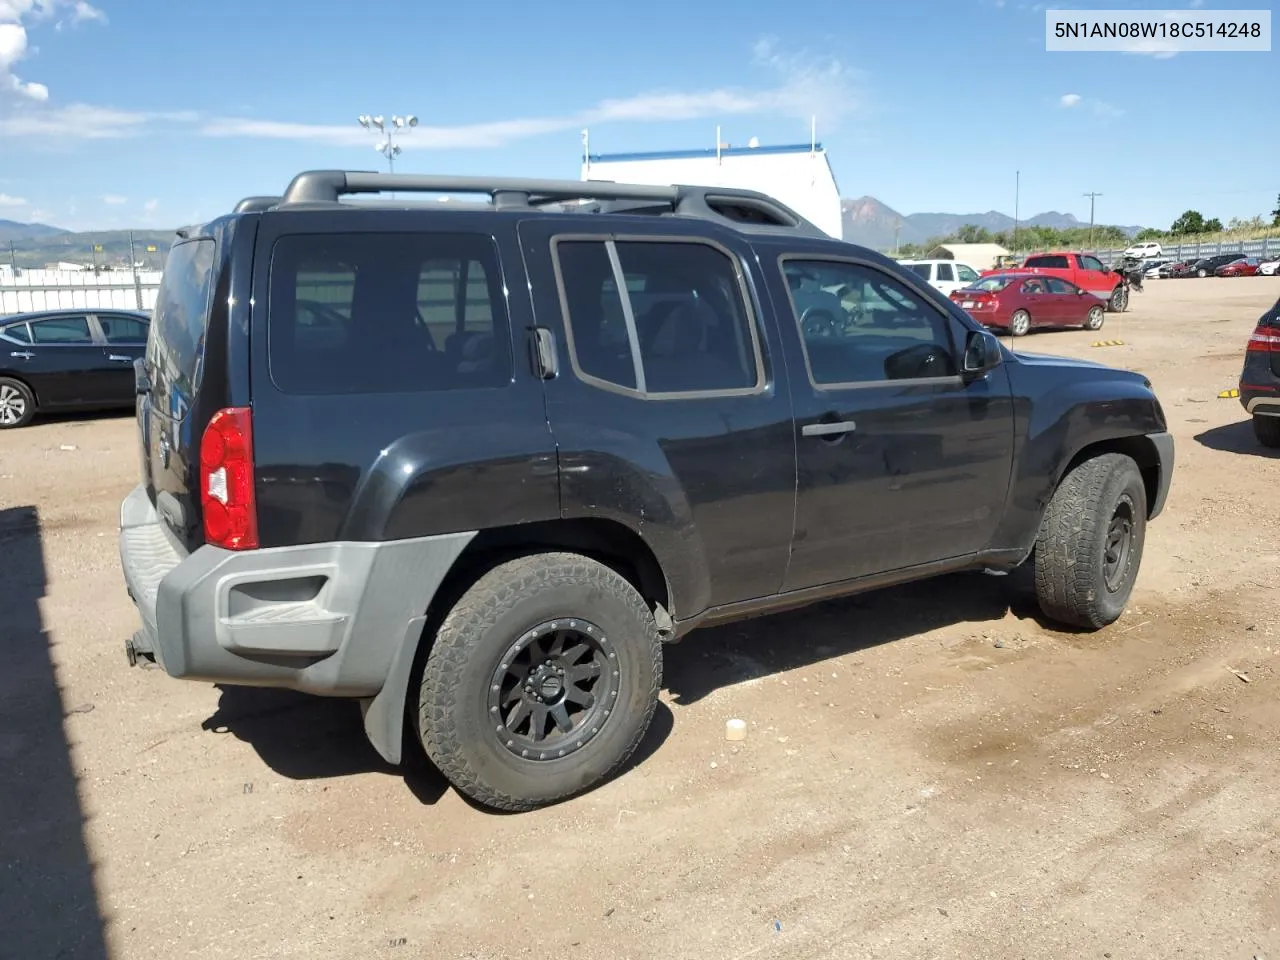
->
<box><xmin>358</xmin><ymin>114</ymin><xmax>418</xmax><ymax>173</ymax></box>
<box><xmin>1083</xmin><ymin>191</ymin><xmax>1103</xmax><ymax>251</ymax></box>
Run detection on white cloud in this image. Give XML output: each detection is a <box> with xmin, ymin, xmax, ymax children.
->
<box><xmin>0</xmin><ymin>102</ymin><xmax>198</xmax><ymax>139</ymax></box>
<box><xmin>1091</xmin><ymin>99</ymin><xmax>1125</xmax><ymax>118</ymax></box>
<box><xmin>203</xmin><ymin>39</ymin><xmax>862</xmax><ymax>150</ymax></box>
<box><xmin>100</xmin><ymin>193</ymin><xmax>126</xmax><ymax>204</ymax></box>
<box><xmin>0</xmin><ymin>191</ymin><xmax>26</xmax><ymax>205</ymax></box>
<box><xmin>1059</xmin><ymin>93</ymin><xmax>1082</xmax><ymax>108</ymax></box>
<box><xmin>0</xmin><ymin>0</ymin><xmax>104</xmax><ymax>102</ymax></box>
<box><xmin>143</xmin><ymin>198</ymin><xmax>158</xmax><ymax>212</ymax></box>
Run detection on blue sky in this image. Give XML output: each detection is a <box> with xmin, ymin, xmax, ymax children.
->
<box><xmin>0</xmin><ymin>0</ymin><xmax>1275</xmax><ymax>232</ymax></box>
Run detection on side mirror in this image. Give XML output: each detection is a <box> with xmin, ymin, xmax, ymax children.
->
<box><xmin>1078</xmin><ymin>288</ymin><xmax>1087</xmax><ymax>295</ymax></box>
<box><xmin>963</xmin><ymin>329</ymin><xmax>1003</xmax><ymax>378</ymax></box>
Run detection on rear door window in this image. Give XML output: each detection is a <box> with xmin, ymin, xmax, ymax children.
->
<box><xmin>267</xmin><ymin>232</ymin><xmax>512</xmax><ymax>395</ymax></box>
<box><xmin>935</xmin><ymin>263</ymin><xmax>955</xmax><ymax>283</ymax></box>
<box><xmin>99</xmin><ymin>314</ymin><xmax>150</xmax><ymax>343</ymax></box>
<box><xmin>1</xmin><ymin>322</ymin><xmax>31</xmax><ymax>342</ymax></box>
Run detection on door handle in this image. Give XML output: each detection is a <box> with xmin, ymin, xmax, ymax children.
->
<box><xmin>108</xmin><ymin>354</ymin><xmax>134</xmax><ymax>362</ymax></box>
<box><xmin>10</xmin><ymin>351</ymin><xmax>33</xmax><ymax>359</ymax></box>
<box><xmin>802</xmin><ymin>420</ymin><xmax>857</xmax><ymax>438</ymax></box>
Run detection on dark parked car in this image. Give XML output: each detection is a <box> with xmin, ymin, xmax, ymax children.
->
<box><xmin>117</xmin><ymin>170</ymin><xmax>1175</xmax><ymax>812</ymax></box>
<box><xmin>1238</xmin><ymin>294</ymin><xmax>1280</xmax><ymax>448</ymax></box>
<box><xmin>0</xmin><ymin>308</ymin><xmax>150</xmax><ymax>428</ymax></box>
<box><xmin>1162</xmin><ymin>260</ymin><xmax>1196</xmax><ymax>278</ymax></box>
<box><xmin>949</xmin><ymin>272</ymin><xmax>1108</xmax><ymax>336</ymax></box>
<box><xmin>1182</xmin><ymin>253</ymin><xmax>1250</xmax><ymax>278</ymax></box>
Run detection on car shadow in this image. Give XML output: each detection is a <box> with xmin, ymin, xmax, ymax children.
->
<box><xmin>202</xmin><ymin>683</ymin><xmax>675</xmax><ymax>811</ymax></box>
<box><xmin>664</xmin><ymin>570</ymin><xmax>1043</xmax><ymax>706</ymax></box>
<box><xmin>1194</xmin><ymin>420</ymin><xmax>1280</xmax><ymax>459</ymax></box>
<box><xmin>201</xmin><ymin>570</ymin><xmax>1037</xmax><ymax>809</ymax></box>
<box><xmin>0</xmin><ymin>506</ymin><xmax>109</xmax><ymax>959</ymax></box>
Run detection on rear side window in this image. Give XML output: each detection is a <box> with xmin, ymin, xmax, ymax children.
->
<box><xmin>1</xmin><ymin>323</ymin><xmax>31</xmax><ymax>342</ymax></box>
<box><xmin>935</xmin><ymin>263</ymin><xmax>955</xmax><ymax>283</ymax></box>
<box><xmin>99</xmin><ymin>314</ymin><xmax>149</xmax><ymax>343</ymax></box>
<box><xmin>553</xmin><ymin>237</ymin><xmax>763</xmax><ymax>397</ymax></box>
<box><xmin>904</xmin><ymin>263</ymin><xmax>932</xmax><ymax>281</ymax></box>
<box><xmin>268</xmin><ymin>232</ymin><xmax>511</xmax><ymax>396</ymax></box>
<box><xmin>149</xmin><ymin>239</ymin><xmax>216</xmax><ymax>387</ymax></box>
<box><xmin>1025</xmin><ymin>255</ymin><xmax>1069</xmax><ymax>269</ymax></box>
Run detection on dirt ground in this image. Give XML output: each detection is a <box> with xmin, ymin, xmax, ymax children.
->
<box><xmin>3</xmin><ymin>275</ymin><xmax>1280</xmax><ymax>960</ymax></box>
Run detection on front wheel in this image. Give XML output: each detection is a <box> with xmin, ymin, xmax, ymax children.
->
<box><xmin>417</xmin><ymin>552</ymin><xmax>662</xmax><ymax>812</ymax></box>
<box><xmin>1108</xmin><ymin>284</ymin><xmax>1129</xmax><ymax>312</ymax></box>
<box><xmin>1196</xmin><ymin>268</ymin><xmax>1208</xmax><ymax>278</ymax></box>
<box><xmin>1084</xmin><ymin>305</ymin><xmax>1105</xmax><ymax>331</ymax></box>
<box><xmin>1009</xmin><ymin>309</ymin><xmax>1031</xmax><ymax>337</ymax></box>
<box><xmin>1034</xmin><ymin>453</ymin><xmax>1147</xmax><ymax>629</ymax></box>
<box><xmin>1254</xmin><ymin>414</ymin><xmax>1280</xmax><ymax>449</ymax></box>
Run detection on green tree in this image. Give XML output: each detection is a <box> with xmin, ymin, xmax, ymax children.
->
<box><xmin>1170</xmin><ymin>210</ymin><xmax>1206</xmax><ymax>235</ymax></box>
<box><xmin>1134</xmin><ymin>227</ymin><xmax>1165</xmax><ymax>241</ymax></box>
<box><xmin>1204</xmin><ymin>217</ymin><xmax>1223</xmax><ymax>233</ymax></box>
<box><xmin>1272</xmin><ymin>193</ymin><xmax>1280</xmax><ymax>227</ymax></box>
<box><xmin>954</xmin><ymin>224</ymin><xmax>994</xmax><ymax>244</ymax></box>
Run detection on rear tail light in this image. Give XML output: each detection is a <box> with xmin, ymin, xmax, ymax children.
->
<box><xmin>200</xmin><ymin>406</ymin><xmax>258</xmax><ymax>550</ymax></box>
<box><xmin>1247</xmin><ymin>325</ymin><xmax>1280</xmax><ymax>353</ymax></box>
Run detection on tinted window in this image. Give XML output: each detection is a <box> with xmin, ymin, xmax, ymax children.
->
<box><xmin>30</xmin><ymin>316</ymin><xmax>93</xmax><ymax>343</ymax></box>
<box><xmin>1079</xmin><ymin>256</ymin><xmax>1106</xmax><ymax>272</ymax></box>
<box><xmin>268</xmin><ymin>232</ymin><xmax>511</xmax><ymax>396</ymax></box>
<box><xmin>956</xmin><ymin>264</ymin><xmax>980</xmax><ymax>283</ymax></box>
<box><xmin>1</xmin><ymin>322</ymin><xmax>31</xmax><ymax>343</ymax></box>
<box><xmin>1022</xmin><ymin>279</ymin><xmax>1048</xmax><ymax>294</ymax></box>
<box><xmin>935</xmin><ymin>263</ymin><xmax>955</xmax><ymax>283</ymax></box>
<box><xmin>783</xmin><ymin>259</ymin><xmax>956</xmax><ymax>385</ymax></box>
<box><xmin>555</xmin><ymin>238</ymin><xmax>762</xmax><ymax>396</ymax></box>
<box><xmin>1025</xmin><ymin>255</ymin><xmax>1069</xmax><ymax>269</ymax></box>
<box><xmin>99</xmin><ymin>314</ymin><xmax>149</xmax><ymax>343</ymax></box>
<box><xmin>1045</xmin><ymin>278</ymin><xmax>1077</xmax><ymax>294</ymax></box>
<box><xmin>150</xmin><ymin>238</ymin><xmax>216</xmax><ymax>390</ymax></box>
<box><xmin>904</xmin><ymin>263</ymin><xmax>932</xmax><ymax>281</ymax></box>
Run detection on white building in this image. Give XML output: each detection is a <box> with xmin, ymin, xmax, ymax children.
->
<box><xmin>581</xmin><ymin>140</ymin><xmax>843</xmax><ymax>240</ymax></box>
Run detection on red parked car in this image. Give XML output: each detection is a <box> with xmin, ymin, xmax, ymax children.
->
<box><xmin>949</xmin><ymin>272</ymin><xmax>1109</xmax><ymax>337</ymax></box>
<box><xmin>1216</xmin><ymin>257</ymin><xmax>1261</xmax><ymax>277</ymax></box>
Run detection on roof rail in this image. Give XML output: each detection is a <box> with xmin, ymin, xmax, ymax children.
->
<box><xmin>233</xmin><ymin>196</ymin><xmax>282</xmax><ymax>214</ymax></box>
<box><xmin>277</xmin><ymin>169</ymin><xmax>830</xmax><ymax>238</ymax></box>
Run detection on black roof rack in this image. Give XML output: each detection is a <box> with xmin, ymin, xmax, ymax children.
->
<box><xmin>267</xmin><ymin>169</ymin><xmax>831</xmax><ymax>239</ymax></box>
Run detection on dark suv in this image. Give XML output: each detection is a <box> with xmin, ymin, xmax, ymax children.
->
<box><xmin>118</xmin><ymin>170</ymin><xmax>1175</xmax><ymax>811</ymax></box>
<box><xmin>1239</xmin><ymin>294</ymin><xmax>1280</xmax><ymax>447</ymax></box>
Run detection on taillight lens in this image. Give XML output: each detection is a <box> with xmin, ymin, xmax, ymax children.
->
<box><xmin>1247</xmin><ymin>325</ymin><xmax>1280</xmax><ymax>353</ymax></box>
<box><xmin>200</xmin><ymin>407</ymin><xmax>258</xmax><ymax>550</ymax></box>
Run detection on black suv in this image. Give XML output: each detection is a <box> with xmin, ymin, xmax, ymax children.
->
<box><xmin>118</xmin><ymin>170</ymin><xmax>1175</xmax><ymax>811</ymax></box>
<box><xmin>1238</xmin><ymin>294</ymin><xmax>1280</xmax><ymax>447</ymax></box>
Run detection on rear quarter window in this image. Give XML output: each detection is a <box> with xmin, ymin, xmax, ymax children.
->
<box><xmin>148</xmin><ymin>239</ymin><xmax>216</xmax><ymax>391</ymax></box>
<box><xmin>267</xmin><ymin>232</ymin><xmax>512</xmax><ymax>396</ymax></box>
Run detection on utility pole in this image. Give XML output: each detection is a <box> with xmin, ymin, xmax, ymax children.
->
<box><xmin>1083</xmin><ymin>191</ymin><xmax>1103</xmax><ymax>250</ymax></box>
<box><xmin>128</xmin><ymin>231</ymin><xmax>142</xmax><ymax>310</ymax></box>
<box><xmin>1013</xmin><ymin>170</ymin><xmax>1020</xmax><ymax>251</ymax></box>
<box><xmin>894</xmin><ymin>218</ymin><xmax>901</xmax><ymax>257</ymax></box>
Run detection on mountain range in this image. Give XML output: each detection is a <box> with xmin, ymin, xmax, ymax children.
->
<box><xmin>2</xmin><ymin>198</ymin><xmax>1149</xmax><ymax>266</ymax></box>
<box><xmin>841</xmin><ymin>197</ymin><xmax>1146</xmax><ymax>251</ymax></box>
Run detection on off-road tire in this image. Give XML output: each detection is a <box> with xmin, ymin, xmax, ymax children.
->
<box><xmin>1108</xmin><ymin>284</ymin><xmax>1129</xmax><ymax>312</ymax></box>
<box><xmin>1034</xmin><ymin>453</ymin><xmax>1147</xmax><ymax>629</ymax></box>
<box><xmin>0</xmin><ymin>376</ymin><xmax>35</xmax><ymax>429</ymax></box>
<box><xmin>417</xmin><ymin>552</ymin><xmax>661</xmax><ymax>812</ymax></box>
<box><xmin>1254</xmin><ymin>414</ymin><xmax>1280</xmax><ymax>449</ymax></box>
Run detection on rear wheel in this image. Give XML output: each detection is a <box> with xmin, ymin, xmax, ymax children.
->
<box><xmin>1034</xmin><ymin>453</ymin><xmax>1147</xmax><ymax>629</ymax></box>
<box><xmin>417</xmin><ymin>552</ymin><xmax>662</xmax><ymax>811</ymax></box>
<box><xmin>0</xmin><ymin>377</ymin><xmax>35</xmax><ymax>429</ymax></box>
<box><xmin>1009</xmin><ymin>309</ymin><xmax>1031</xmax><ymax>337</ymax></box>
<box><xmin>1085</xmin><ymin>305</ymin><xmax>1105</xmax><ymax>331</ymax></box>
<box><xmin>1254</xmin><ymin>414</ymin><xmax>1280</xmax><ymax>449</ymax></box>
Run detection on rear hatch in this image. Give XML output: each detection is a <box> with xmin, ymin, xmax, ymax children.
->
<box><xmin>137</xmin><ymin>236</ymin><xmax>219</xmax><ymax>551</ymax></box>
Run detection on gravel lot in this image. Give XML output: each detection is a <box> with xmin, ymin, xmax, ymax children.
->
<box><xmin>3</xmin><ymin>276</ymin><xmax>1280</xmax><ymax>960</ymax></box>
